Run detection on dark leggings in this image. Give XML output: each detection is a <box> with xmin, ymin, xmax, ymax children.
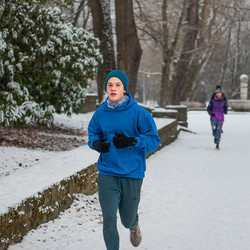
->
<box><xmin>97</xmin><ymin>175</ymin><xmax>143</xmax><ymax>250</ymax></box>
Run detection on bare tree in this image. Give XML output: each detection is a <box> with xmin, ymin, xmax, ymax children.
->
<box><xmin>72</xmin><ymin>0</ymin><xmax>91</xmax><ymax>29</ymax></box>
<box><xmin>201</xmin><ymin>0</ymin><xmax>250</xmax><ymax>99</ymax></box>
<box><xmin>88</xmin><ymin>0</ymin><xmax>116</xmax><ymax>104</ymax></box>
<box><xmin>221</xmin><ymin>0</ymin><xmax>250</xmax><ymax>97</ymax></box>
<box><xmin>115</xmin><ymin>0</ymin><xmax>142</xmax><ymax>96</ymax></box>
<box><xmin>160</xmin><ymin>0</ymin><xmax>187</xmax><ymax>106</ymax></box>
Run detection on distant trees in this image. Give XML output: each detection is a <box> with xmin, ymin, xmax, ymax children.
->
<box><xmin>135</xmin><ymin>0</ymin><xmax>250</xmax><ymax>105</ymax></box>
<box><xmin>209</xmin><ymin>0</ymin><xmax>250</xmax><ymax>99</ymax></box>
<box><xmin>0</xmin><ymin>0</ymin><xmax>101</xmax><ymax>127</ymax></box>
<box><xmin>136</xmin><ymin>0</ymin><xmax>220</xmax><ymax>105</ymax></box>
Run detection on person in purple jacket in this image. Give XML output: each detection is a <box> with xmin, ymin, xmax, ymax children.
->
<box><xmin>207</xmin><ymin>88</ymin><xmax>228</xmax><ymax>150</ymax></box>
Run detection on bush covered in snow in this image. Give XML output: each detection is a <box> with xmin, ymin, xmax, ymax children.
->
<box><xmin>0</xmin><ymin>0</ymin><xmax>102</xmax><ymax>127</ymax></box>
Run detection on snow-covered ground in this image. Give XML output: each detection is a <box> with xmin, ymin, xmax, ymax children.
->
<box><xmin>3</xmin><ymin>111</ymin><xmax>250</xmax><ymax>250</ymax></box>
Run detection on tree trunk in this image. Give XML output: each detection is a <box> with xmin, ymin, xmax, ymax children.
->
<box><xmin>160</xmin><ymin>0</ymin><xmax>187</xmax><ymax>107</ymax></box>
<box><xmin>72</xmin><ymin>0</ymin><xmax>86</xmax><ymax>27</ymax></box>
<box><xmin>170</xmin><ymin>0</ymin><xmax>199</xmax><ymax>104</ymax></box>
<box><xmin>89</xmin><ymin>0</ymin><xmax>116</xmax><ymax>104</ymax></box>
<box><xmin>115</xmin><ymin>0</ymin><xmax>142</xmax><ymax>96</ymax></box>
<box><xmin>159</xmin><ymin>0</ymin><xmax>169</xmax><ymax>107</ymax></box>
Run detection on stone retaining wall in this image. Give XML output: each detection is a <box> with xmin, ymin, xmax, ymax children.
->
<box><xmin>0</xmin><ymin>164</ymin><xmax>98</xmax><ymax>250</ymax></box>
<box><xmin>228</xmin><ymin>99</ymin><xmax>250</xmax><ymax>111</ymax></box>
<box><xmin>166</xmin><ymin>105</ymin><xmax>188</xmax><ymax>127</ymax></box>
<box><xmin>147</xmin><ymin>119</ymin><xmax>178</xmax><ymax>158</ymax></box>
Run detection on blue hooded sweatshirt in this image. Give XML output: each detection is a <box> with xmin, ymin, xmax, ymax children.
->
<box><xmin>88</xmin><ymin>93</ymin><xmax>161</xmax><ymax>179</ymax></box>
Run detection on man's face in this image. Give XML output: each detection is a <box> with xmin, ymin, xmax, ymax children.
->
<box><xmin>106</xmin><ymin>77</ymin><xmax>126</xmax><ymax>102</ymax></box>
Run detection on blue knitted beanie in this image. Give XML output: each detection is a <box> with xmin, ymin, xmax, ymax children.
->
<box><xmin>104</xmin><ymin>70</ymin><xmax>129</xmax><ymax>92</ymax></box>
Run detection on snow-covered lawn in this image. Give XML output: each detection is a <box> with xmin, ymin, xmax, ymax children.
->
<box><xmin>0</xmin><ymin>112</ymin><xmax>93</xmax><ymax>181</ymax></box>
<box><xmin>4</xmin><ymin>111</ymin><xmax>250</xmax><ymax>250</ymax></box>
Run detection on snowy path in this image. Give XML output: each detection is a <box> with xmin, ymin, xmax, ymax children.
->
<box><xmin>9</xmin><ymin>111</ymin><xmax>250</xmax><ymax>250</ymax></box>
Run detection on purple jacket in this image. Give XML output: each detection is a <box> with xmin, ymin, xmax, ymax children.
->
<box><xmin>207</xmin><ymin>98</ymin><xmax>228</xmax><ymax>121</ymax></box>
